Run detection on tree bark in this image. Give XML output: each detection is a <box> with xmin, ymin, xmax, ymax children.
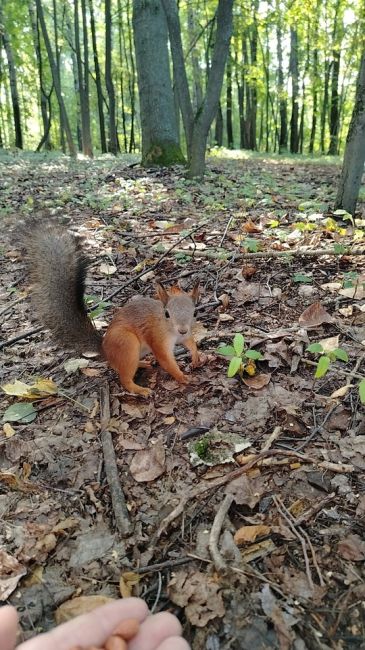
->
<box><xmin>226</xmin><ymin>53</ymin><xmax>233</xmax><ymax>148</ymax></box>
<box><xmin>276</xmin><ymin>0</ymin><xmax>287</xmax><ymax>152</ymax></box>
<box><xmin>334</xmin><ymin>51</ymin><xmax>365</xmax><ymax>214</ymax></box>
<box><xmin>133</xmin><ymin>0</ymin><xmax>184</xmax><ymax>166</ymax></box>
<box><xmin>320</xmin><ymin>59</ymin><xmax>330</xmax><ymax>153</ymax></box>
<box><xmin>75</xmin><ymin>0</ymin><xmax>93</xmax><ymax>156</ymax></box>
<box><xmin>289</xmin><ymin>28</ymin><xmax>299</xmax><ymax>153</ymax></box>
<box><xmin>105</xmin><ymin>0</ymin><xmax>119</xmax><ymax>154</ymax></box>
<box><xmin>89</xmin><ymin>0</ymin><xmax>106</xmax><ymax>152</ymax></box>
<box><xmin>328</xmin><ymin>49</ymin><xmax>341</xmax><ymax>155</ymax></box>
<box><xmin>28</xmin><ymin>1</ymin><xmax>52</xmax><ymax>150</ymax></box>
<box><xmin>309</xmin><ymin>48</ymin><xmax>318</xmax><ymax>153</ymax></box>
<box><xmin>35</xmin><ymin>0</ymin><xmax>76</xmax><ymax>156</ymax></box>
<box><xmin>214</xmin><ymin>102</ymin><xmax>223</xmax><ymax>146</ymax></box>
<box><xmin>0</xmin><ymin>6</ymin><xmax>23</xmax><ymax>149</ymax></box>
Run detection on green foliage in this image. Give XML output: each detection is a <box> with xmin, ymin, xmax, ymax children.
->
<box><xmin>194</xmin><ymin>436</ymin><xmax>210</xmax><ymax>460</ymax></box>
<box><xmin>359</xmin><ymin>379</ymin><xmax>365</xmax><ymax>404</ymax></box>
<box><xmin>293</xmin><ymin>273</ymin><xmax>312</xmax><ymax>284</ymax></box>
<box><xmin>242</xmin><ymin>238</ymin><xmax>260</xmax><ymax>253</ymax></box>
<box><xmin>217</xmin><ymin>333</ymin><xmax>263</xmax><ymax>378</ymax></box>
<box><xmin>307</xmin><ymin>342</ymin><xmax>349</xmax><ymax>379</ymax></box>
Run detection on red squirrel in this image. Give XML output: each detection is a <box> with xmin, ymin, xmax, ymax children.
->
<box><xmin>22</xmin><ymin>223</ymin><xmax>200</xmax><ymax>396</ymax></box>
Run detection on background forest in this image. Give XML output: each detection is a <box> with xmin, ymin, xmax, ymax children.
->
<box><xmin>0</xmin><ymin>0</ymin><xmax>364</xmax><ymax>160</ymax></box>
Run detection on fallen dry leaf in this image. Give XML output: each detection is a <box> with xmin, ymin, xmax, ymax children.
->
<box><xmin>119</xmin><ymin>571</ymin><xmax>140</xmax><ymax>598</ymax></box>
<box><xmin>234</xmin><ymin>525</ymin><xmax>271</xmax><ymax>545</ymax></box>
<box><xmin>168</xmin><ymin>570</ymin><xmax>225</xmax><ymax>627</ymax></box>
<box><xmin>55</xmin><ymin>595</ymin><xmax>116</xmax><ymax>624</ymax></box>
<box><xmin>0</xmin><ymin>550</ymin><xmax>27</xmax><ymax>600</ymax></box>
<box><xmin>298</xmin><ymin>301</ymin><xmax>334</xmax><ymax>327</ymax></box>
<box><xmin>338</xmin><ymin>534</ymin><xmax>365</xmax><ymax>561</ymax></box>
<box><xmin>130</xmin><ymin>438</ymin><xmax>165</xmax><ymax>482</ymax></box>
<box><xmin>242</xmin><ymin>373</ymin><xmax>271</xmax><ymax>389</ymax></box>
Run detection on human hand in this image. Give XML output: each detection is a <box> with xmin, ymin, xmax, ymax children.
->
<box><xmin>0</xmin><ymin>598</ymin><xmax>190</xmax><ymax>650</ymax></box>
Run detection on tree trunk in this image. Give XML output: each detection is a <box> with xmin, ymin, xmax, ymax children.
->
<box><xmin>28</xmin><ymin>1</ymin><xmax>52</xmax><ymax>150</ymax></box>
<box><xmin>289</xmin><ymin>28</ymin><xmax>299</xmax><ymax>153</ymax></box>
<box><xmin>226</xmin><ymin>53</ymin><xmax>233</xmax><ymax>148</ymax></box>
<box><xmin>334</xmin><ymin>51</ymin><xmax>365</xmax><ymax>214</ymax></box>
<box><xmin>75</xmin><ymin>0</ymin><xmax>93</xmax><ymax>156</ymax></box>
<box><xmin>117</xmin><ymin>0</ymin><xmax>128</xmax><ymax>152</ymax></box>
<box><xmin>105</xmin><ymin>0</ymin><xmax>119</xmax><ymax>154</ymax></box>
<box><xmin>276</xmin><ymin>0</ymin><xmax>287</xmax><ymax>152</ymax></box>
<box><xmin>52</xmin><ymin>0</ymin><xmax>65</xmax><ymax>152</ymax></box>
<box><xmin>187</xmin><ymin>4</ymin><xmax>203</xmax><ymax>112</ymax></box>
<box><xmin>328</xmin><ymin>49</ymin><xmax>341</xmax><ymax>155</ymax></box>
<box><xmin>88</xmin><ymin>0</ymin><xmax>106</xmax><ymax>153</ymax></box>
<box><xmin>214</xmin><ymin>102</ymin><xmax>223</xmax><ymax>146</ymax></box>
<box><xmin>0</xmin><ymin>11</ymin><xmax>23</xmax><ymax>148</ymax></box>
<box><xmin>309</xmin><ymin>48</ymin><xmax>318</xmax><ymax>153</ymax></box>
<box><xmin>36</xmin><ymin>0</ymin><xmax>76</xmax><ymax>156</ymax></box>
<box><xmin>320</xmin><ymin>59</ymin><xmax>330</xmax><ymax>153</ymax></box>
<box><xmin>133</xmin><ymin>0</ymin><xmax>184</xmax><ymax>166</ymax></box>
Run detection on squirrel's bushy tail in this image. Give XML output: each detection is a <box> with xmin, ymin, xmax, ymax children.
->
<box><xmin>21</xmin><ymin>222</ymin><xmax>102</xmax><ymax>353</ymax></box>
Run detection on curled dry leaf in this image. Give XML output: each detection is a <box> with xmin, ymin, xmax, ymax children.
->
<box><xmin>242</xmin><ymin>373</ymin><xmax>271</xmax><ymax>389</ymax></box>
<box><xmin>337</xmin><ymin>534</ymin><xmax>365</xmax><ymax>561</ymax></box>
<box><xmin>234</xmin><ymin>524</ymin><xmax>271</xmax><ymax>545</ymax></box>
<box><xmin>130</xmin><ymin>438</ymin><xmax>166</xmax><ymax>482</ymax></box>
<box><xmin>119</xmin><ymin>571</ymin><xmax>140</xmax><ymax>598</ymax></box>
<box><xmin>55</xmin><ymin>595</ymin><xmax>116</xmax><ymax>624</ymax></box>
<box><xmin>0</xmin><ymin>549</ymin><xmax>27</xmax><ymax>600</ymax></box>
<box><xmin>298</xmin><ymin>301</ymin><xmax>334</xmax><ymax>327</ymax></box>
<box><xmin>241</xmin><ymin>264</ymin><xmax>257</xmax><ymax>279</ymax></box>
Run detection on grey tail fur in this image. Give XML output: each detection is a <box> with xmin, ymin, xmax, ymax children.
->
<box><xmin>20</xmin><ymin>222</ymin><xmax>102</xmax><ymax>353</ymax></box>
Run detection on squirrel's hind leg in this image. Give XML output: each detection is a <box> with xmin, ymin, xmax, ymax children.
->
<box><xmin>102</xmin><ymin>327</ymin><xmax>152</xmax><ymax>397</ymax></box>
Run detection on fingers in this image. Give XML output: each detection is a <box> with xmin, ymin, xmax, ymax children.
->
<box><xmin>128</xmin><ymin>612</ymin><xmax>186</xmax><ymax>650</ymax></box>
<box><xmin>17</xmin><ymin>599</ymin><xmax>149</xmax><ymax>650</ymax></box>
<box><xmin>156</xmin><ymin>638</ymin><xmax>191</xmax><ymax>650</ymax></box>
<box><xmin>0</xmin><ymin>605</ymin><xmax>19</xmax><ymax>650</ymax></box>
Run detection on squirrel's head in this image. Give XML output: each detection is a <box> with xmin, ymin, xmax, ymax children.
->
<box><xmin>155</xmin><ymin>282</ymin><xmax>199</xmax><ymax>339</ymax></box>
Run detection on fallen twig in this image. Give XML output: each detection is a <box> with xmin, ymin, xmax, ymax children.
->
<box><xmin>274</xmin><ymin>495</ymin><xmax>314</xmax><ymax>589</ymax></box>
<box><xmin>0</xmin><ymin>325</ymin><xmax>43</xmax><ymax>350</ymax></box>
<box><xmin>172</xmin><ymin>246</ymin><xmax>364</xmax><ymax>260</ymax></box>
<box><xmin>209</xmin><ymin>494</ymin><xmax>234</xmax><ymax>571</ymax></box>
<box><xmin>100</xmin><ymin>383</ymin><xmax>132</xmax><ymax>536</ymax></box>
<box><xmin>157</xmin><ymin>448</ymin><xmax>353</xmax><ymax>537</ymax></box>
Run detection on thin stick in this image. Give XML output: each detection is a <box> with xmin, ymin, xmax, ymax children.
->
<box><xmin>171</xmin><ymin>247</ymin><xmax>364</xmax><ymax>259</ymax></box>
<box><xmin>219</xmin><ymin>214</ymin><xmax>234</xmax><ymax>247</ymax></box>
<box><xmin>100</xmin><ymin>383</ymin><xmax>132</xmax><ymax>536</ymax></box>
<box><xmin>209</xmin><ymin>494</ymin><xmax>234</xmax><ymax>571</ymax></box>
<box><xmin>157</xmin><ymin>448</ymin><xmax>353</xmax><ymax>537</ymax></box>
<box><xmin>0</xmin><ymin>295</ymin><xmax>25</xmax><ymax>319</ymax></box>
<box><xmin>274</xmin><ymin>496</ymin><xmax>314</xmax><ymax>589</ymax></box>
<box><xmin>0</xmin><ymin>326</ymin><xmax>43</xmax><ymax>351</ymax></box>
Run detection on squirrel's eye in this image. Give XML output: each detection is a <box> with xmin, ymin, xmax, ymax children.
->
<box><xmin>165</xmin><ymin>310</ymin><xmax>170</xmax><ymax>319</ymax></box>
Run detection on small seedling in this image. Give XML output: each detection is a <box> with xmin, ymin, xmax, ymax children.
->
<box><xmin>359</xmin><ymin>379</ymin><xmax>365</xmax><ymax>404</ymax></box>
<box><xmin>242</xmin><ymin>238</ymin><xmax>260</xmax><ymax>253</ymax></box>
<box><xmin>217</xmin><ymin>333</ymin><xmax>263</xmax><ymax>378</ymax></box>
<box><xmin>307</xmin><ymin>342</ymin><xmax>348</xmax><ymax>379</ymax></box>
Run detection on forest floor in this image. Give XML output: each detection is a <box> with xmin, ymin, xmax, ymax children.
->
<box><xmin>0</xmin><ymin>150</ymin><xmax>364</xmax><ymax>650</ymax></box>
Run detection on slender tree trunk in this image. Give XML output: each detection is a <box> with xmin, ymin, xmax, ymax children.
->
<box><xmin>75</xmin><ymin>0</ymin><xmax>93</xmax><ymax>156</ymax></box>
<box><xmin>335</xmin><ymin>51</ymin><xmax>365</xmax><ymax>214</ymax></box>
<box><xmin>52</xmin><ymin>0</ymin><xmax>65</xmax><ymax>152</ymax></box>
<box><xmin>187</xmin><ymin>4</ymin><xmax>203</xmax><ymax>112</ymax></box>
<box><xmin>226</xmin><ymin>54</ymin><xmax>233</xmax><ymax>148</ymax></box>
<box><xmin>309</xmin><ymin>48</ymin><xmax>318</xmax><ymax>153</ymax></box>
<box><xmin>276</xmin><ymin>0</ymin><xmax>287</xmax><ymax>152</ymax></box>
<box><xmin>88</xmin><ymin>0</ymin><xmax>106</xmax><ymax>153</ymax></box>
<box><xmin>28</xmin><ymin>1</ymin><xmax>52</xmax><ymax>150</ymax></box>
<box><xmin>105</xmin><ymin>0</ymin><xmax>119</xmax><ymax>154</ymax></box>
<box><xmin>36</xmin><ymin>0</ymin><xmax>76</xmax><ymax>156</ymax></box>
<box><xmin>249</xmin><ymin>0</ymin><xmax>258</xmax><ymax>150</ymax></box>
<box><xmin>299</xmin><ymin>27</ymin><xmax>310</xmax><ymax>154</ymax></box>
<box><xmin>328</xmin><ymin>49</ymin><xmax>341</xmax><ymax>154</ymax></box>
<box><xmin>81</xmin><ymin>0</ymin><xmax>93</xmax><ymax>155</ymax></box>
<box><xmin>0</xmin><ymin>10</ymin><xmax>23</xmax><ymax>148</ymax></box>
<box><xmin>214</xmin><ymin>102</ymin><xmax>223</xmax><ymax>146</ymax></box>
<box><xmin>289</xmin><ymin>28</ymin><xmax>299</xmax><ymax>153</ymax></box>
<box><xmin>320</xmin><ymin>59</ymin><xmax>330</xmax><ymax>153</ymax></box>
<box><xmin>65</xmin><ymin>9</ymin><xmax>82</xmax><ymax>151</ymax></box>
<box><xmin>126</xmin><ymin>0</ymin><xmax>136</xmax><ymax>152</ymax></box>
<box><xmin>117</xmin><ymin>0</ymin><xmax>128</xmax><ymax>152</ymax></box>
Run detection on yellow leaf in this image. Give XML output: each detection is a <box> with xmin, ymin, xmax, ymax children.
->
<box><xmin>23</xmin><ymin>565</ymin><xmax>44</xmax><ymax>587</ymax></box>
<box><xmin>163</xmin><ymin>416</ymin><xmax>175</xmax><ymax>425</ymax></box>
<box><xmin>119</xmin><ymin>571</ymin><xmax>140</xmax><ymax>598</ymax></box>
<box><xmin>234</xmin><ymin>524</ymin><xmax>271</xmax><ymax>545</ymax></box>
<box><xmin>55</xmin><ymin>596</ymin><xmax>116</xmax><ymax>624</ymax></box>
<box><xmin>1</xmin><ymin>378</ymin><xmax>58</xmax><ymax>400</ymax></box>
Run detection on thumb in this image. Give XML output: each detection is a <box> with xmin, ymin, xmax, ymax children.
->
<box><xmin>0</xmin><ymin>606</ymin><xmax>19</xmax><ymax>650</ymax></box>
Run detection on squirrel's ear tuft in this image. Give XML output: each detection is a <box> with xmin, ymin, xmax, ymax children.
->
<box><xmin>190</xmin><ymin>281</ymin><xmax>200</xmax><ymax>304</ymax></box>
<box><xmin>155</xmin><ymin>282</ymin><xmax>169</xmax><ymax>305</ymax></box>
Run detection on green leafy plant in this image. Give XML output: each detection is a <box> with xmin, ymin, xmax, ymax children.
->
<box><xmin>293</xmin><ymin>273</ymin><xmax>312</xmax><ymax>284</ymax></box>
<box><xmin>85</xmin><ymin>295</ymin><xmax>112</xmax><ymax>319</ymax></box>
<box><xmin>218</xmin><ymin>333</ymin><xmax>263</xmax><ymax>378</ymax></box>
<box><xmin>307</xmin><ymin>343</ymin><xmax>349</xmax><ymax>379</ymax></box>
<box><xmin>242</xmin><ymin>238</ymin><xmax>260</xmax><ymax>253</ymax></box>
<box><xmin>359</xmin><ymin>379</ymin><xmax>365</xmax><ymax>404</ymax></box>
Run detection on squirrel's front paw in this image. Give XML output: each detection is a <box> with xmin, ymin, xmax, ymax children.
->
<box><xmin>191</xmin><ymin>352</ymin><xmax>206</xmax><ymax>368</ymax></box>
<box><xmin>177</xmin><ymin>373</ymin><xmax>190</xmax><ymax>385</ymax></box>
